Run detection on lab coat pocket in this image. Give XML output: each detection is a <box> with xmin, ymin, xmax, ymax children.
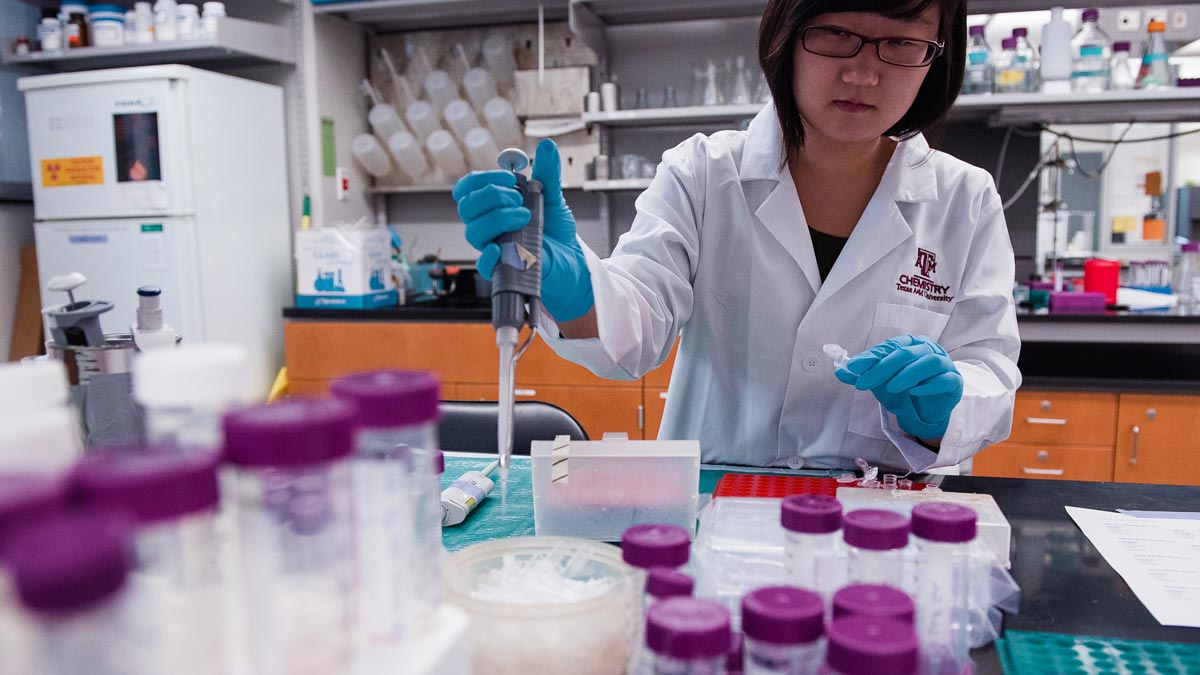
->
<box><xmin>847</xmin><ymin>303</ymin><xmax>952</xmax><ymax>440</ymax></box>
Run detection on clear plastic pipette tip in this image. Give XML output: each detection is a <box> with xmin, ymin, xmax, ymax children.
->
<box><xmin>823</xmin><ymin>343</ymin><xmax>850</xmax><ymax>370</ymax></box>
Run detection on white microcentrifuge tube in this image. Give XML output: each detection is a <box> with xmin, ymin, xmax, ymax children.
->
<box><xmin>424</xmin><ymin>70</ymin><xmax>459</xmax><ymax>110</ymax></box>
<box><xmin>823</xmin><ymin>344</ymin><xmax>850</xmax><ymax>370</ymax></box>
<box><xmin>426</xmin><ymin>130</ymin><xmax>467</xmax><ymax>178</ymax></box>
<box><xmin>482</xmin><ymin>33</ymin><xmax>517</xmax><ymax>86</ymax></box>
<box><xmin>387</xmin><ymin>131</ymin><xmax>430</xmax><ymax>181</ymax></box>
<box><xmin>463</xmin><ymin>127</ymin><xmax>500</xmax><ymax>172</ymax></box>
<box><xmin>361</xmin><ymin>79</ymin><xmax>407</xmax><ymax>141</ymax></box>
<box><xmin>380</xmin><ymin>48</ymin><xmax>414</xmax><ymax>109</ymax></box>
<box><xmin>405</xmin><ymin>100</ymin><xmax>442</xmax><ymax>143</ymax></box>
<box><xmin>482</xmin><ymin>96</ymin><xmax>523</xmax><ymax>148</ymax></box>
<box><xmin>351</xmin><ymin>133</ymin><xmax>392</xmax><ymax>177</ymax></box>
<box><xmin>443</xmin><ymin>99</ymin><xmax>482</xmax><ymax>145</ymax></box>
<box><xmin>462</xmin><ymin>67</ymin><xmax>498</xmax><ymax>111</ymax></box>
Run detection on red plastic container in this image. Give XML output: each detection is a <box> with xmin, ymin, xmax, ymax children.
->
<box><xmin>712</xmin><ymin>474</ymin><xmax>929</xmax><ymax>499</ymax></box>
<box><xmin>1083</xmin><ymin>259</ymin><xmax>1120</xmax><ymax>305</ymax></box>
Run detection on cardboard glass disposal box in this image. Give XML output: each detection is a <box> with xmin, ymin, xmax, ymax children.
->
<box><xmin>531</xmin><ymin>436</ymin><xmax>700</xmax><ymax>540</ymax></box>
<box><xmin>294</xmin><ymin>228</ymin><xmax>397</xmax><ymax>309</ymax></box>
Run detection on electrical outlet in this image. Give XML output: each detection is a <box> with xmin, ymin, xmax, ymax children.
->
<box><xmin>1172</xmin><ymin>9</ymin><xmax>1188</xmax><ymax>30</ymax></box>
<box><xmin>335</xmin><ymin>167</ymin><xmax>349</xmax><ymax>201</ymax></box>
<box><xmin>1118</xmin><ymin>10</ymin><xmax>1141</xmax><ymax>32</ymax></box>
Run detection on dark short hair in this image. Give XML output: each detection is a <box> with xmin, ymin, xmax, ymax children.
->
<box><xmin>758</xmin><ymin>0</ymin><xmax>966</xmax><ymax>159</ymax></box>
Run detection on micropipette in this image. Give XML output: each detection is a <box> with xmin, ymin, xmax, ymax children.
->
<box><xmin>441</xmin><ymin>459</ymin><xmax>498</xmax><ymax>526</ymax></box>
<box><xmin>492</xmin><ymin>148</ymin><xmax>544</xmax><ymax>505</ymax></box>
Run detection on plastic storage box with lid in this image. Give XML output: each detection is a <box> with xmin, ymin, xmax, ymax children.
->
<box><xmin>835</xmin><ymin>485</ymin><xmax>1011</xmax><ymax>567</ymax></box>
<box><xmin>530</xmin><ymin>436</ymin><xmax>699</xmax><ymax>540</ymax></box>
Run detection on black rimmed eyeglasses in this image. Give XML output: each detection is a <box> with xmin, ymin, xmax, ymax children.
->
<box><xmin>799</xmin><ymin>26</ymin><xmax>944</xmax><ymax>68</ymax></box>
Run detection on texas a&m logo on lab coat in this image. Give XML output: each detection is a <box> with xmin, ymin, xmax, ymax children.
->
<box><xmin>896</xmin><ymin>248</ymin><xmax>954</xmax><ymax>303</ymax></box>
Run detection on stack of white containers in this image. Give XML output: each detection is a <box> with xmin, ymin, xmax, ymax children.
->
<box><xmin>352</xmin><ymin>32</ymin><xmax>526</xmax><ymax>186</ymax></box>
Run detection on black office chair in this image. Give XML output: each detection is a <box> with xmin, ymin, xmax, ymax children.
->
<box><xmin>437</xmin><ymin>400</ymin><xmax>588</xmax><ymax>455</ymax></box>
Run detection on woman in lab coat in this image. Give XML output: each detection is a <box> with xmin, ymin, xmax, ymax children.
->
<box><xmin>453</xmin><ymin>0</ymin><xmax>1021</xmax><ymax>472</ymax></box>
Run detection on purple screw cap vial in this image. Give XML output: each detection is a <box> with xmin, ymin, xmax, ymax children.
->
<box><xmin>1001</xmin><ymin>37</ymin><xmax>1017</xmax><ymax>50</ymax></box>
<box><xmin>831</xmin><ymin>584</ymin><xmax>916</xmax><ymax>624</ymax></box>
<box><xmin>622</xmin><ymin>524</ymin><xmax>690</xmax><ymax>569</ymax></box>
<box><xmin>72</xmin><ymin>446</ymin><xmax>220</xmax><ymax>526</ymax></box>
<box><xmin>742</xmin><ymin>586</ymin><xmax>824</xmax><ymax>645</ymax></box>
<box><xmin>1012</xmin><ymin>27</ymin><xmax>1028</xmax><ymax>38</ymax></box>
<box><xmin>1114</xmin><ymin>41</ymin><xmax>1131</xmax><ymax>52</ymax></box>
<box><xmin>328</xmin><ymin>370</ymin><xmax>439</xmax><ymax>429</ymax></box>
<box><xmin>911</xmin><ymin>502</ymin><xmax>977</xmax><ymax>543</ymax></box>
<box><xmin>1082</xmin><ymin>8</ymin><xmax>1099</xmax><ymax>23</ymax></box>
<box><xmin>645</xmin><ymin>567</ymin><xmax>694</xmax><ymax>600</ymax></box>
<box><xmin>843</xmin><ymin>510</ymin><xmax>910</xmax><ymax>551</ymax></box>
<box><xmin>6</xmin><ymin>510</ymin><xmax>131</xmax><ymax>613</ymax></box>
<box><xmin>0</xmin><ymin>474</ymin><xmax>68</xmax><ymax>550</ymax></box>
<box><xmin>781</xmin><ymin>495</ymin><xmax>842</xmax><ymax>534</ymax></box>
<box><xmin>968</xmin><ymin>25</ymin><xmax>985</xmax><ymax>36</ymax></box>
<box><xmin>825</xmin><ymin>616</ymin><xmax>918</xmax><ymax>675</ymax></box>
<box><xmin>223</xmin><ymin>397</ymin><xmax>356</xmax><ymax>468</ymax></box>
<box><xmin>645</xmin><ymin>597</ymin><xmax>731</xmax><ymax>660</ymax></box>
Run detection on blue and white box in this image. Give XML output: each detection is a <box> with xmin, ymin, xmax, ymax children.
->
<box><xmin>294</xmin><ymin>228</ymin><xmax>397</xmax><ymax>309</ymax></box>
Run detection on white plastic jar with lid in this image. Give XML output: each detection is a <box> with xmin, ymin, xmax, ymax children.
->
<box><xmin>38</xmin><ymin>17</ymin><xmax>62</xmax><ymax>52</ymax></box>
<box><xmin>0</xmin><ymin>360</ymin><xmax>83</xmax><ymax>474</ymax></box>
<box><xmin>134</xmin><ymin>2</ymin><xmax>154</xmax><ymax>44</ymax></box>
<box><xmin>201</xmin><ymin>1</ymin><xmax>225</xmax><ymax>35</ymax></box>
<box><xmin>154</xmin><ymin>0</ymin><xmax>178</xmax><ymax>42</ymax></box>
<box><xmin>223</xmin><ymin>398</ymin><xmax>358</xmax><ymax>674</ymax></box>
<box><xmin>176</xmin><ymin>3</ymin><xmax>200</xmax><ymax>40</ymax></box>
<box><xmin>90</xmin><ymin>18</ymin><xmax>125</xmax><ymax>47</ymax></box>
<box><xmin>124</xmin><ymin>11</ymin><xmax>137</xmax><ymax>44</ymax></box>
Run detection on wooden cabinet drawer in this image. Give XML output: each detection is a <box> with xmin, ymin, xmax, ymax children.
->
<box><xmin>456</xmin><ymin>384</ymin><xmax>643</xmax><ymax>441</ymax></box>
<box><xmin>1009</xmin><ymin>391</ymin><xmax>1118</xmax><ymax>446</ymax></box>
<box><xmin>284</xmin><ymin>322</ymin><xmax>500</xmax><ymax>383</ymax></box>
<box><xmin>1115</xmin><ymin>393</ymin><xmax>1200</xmax><ymax>486</ymax></box>
<box><xmin>973</xmin><ymin>442</ymin><xmax>1114</xmax><ymax>482</ymax></box>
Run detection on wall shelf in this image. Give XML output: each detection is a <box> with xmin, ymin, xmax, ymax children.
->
<box><xmin>0</xmin><ymin>18</ymin><xmax>293</xmax><ymax>71</ymax></box>
<box><xmin>311</xmin><ymin>0</ymin><xmax>568</xmax><ymax>32</ymax></box>
<box><xmin>582</xmin><ymin>103</ymin><xmax>763</xmax><ymax>128</ymax></box>
<box><xmin>583</xmin><ymin>178</ymin><xmax>652</xmax><ymax>191</ymax></box>
<box><xmin>369</xmin><ymin>182</ymin><xmax>586</xmax><ymax>194</ymax></box>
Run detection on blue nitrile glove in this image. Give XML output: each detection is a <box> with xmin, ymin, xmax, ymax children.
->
<box><xmin>451</xmin><ymin>138</ymin><xmax>594</xmax><ymax>322</ymax></box>
<box><xmin>834</xmin><ymin>335</ymin><xmax>963</xmax><ymax>440</ymax></box>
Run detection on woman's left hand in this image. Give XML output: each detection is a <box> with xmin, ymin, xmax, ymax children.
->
<box><xmin>835</xmin><ymin>335</ymin><xmax>963</xmax><ymax>441</ymax></box>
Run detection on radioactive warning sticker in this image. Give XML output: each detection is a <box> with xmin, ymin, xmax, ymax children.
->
<box><xmin>41</xmin><ymin>156</ymin><xmax>104</xmax><ymax>187</ymax></box>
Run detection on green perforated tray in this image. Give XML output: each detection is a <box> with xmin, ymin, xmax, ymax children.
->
<box><xmin>997</xmin><ymin>630</ymin><xmax>1200</xmax><ymax>675</ymax></box>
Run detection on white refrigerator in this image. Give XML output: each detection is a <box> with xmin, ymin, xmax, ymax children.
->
<box><xmin>20</xmin><ymin>65</ymin><xmax>292</xmax><ymax>395</ymax></box>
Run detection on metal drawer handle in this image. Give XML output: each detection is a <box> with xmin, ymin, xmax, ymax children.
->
<box><xmin>515</xmin><ymin>389</ymin><xmax>537</xmax><ymax>397</ymax></box>
<box><xmin>1022</xmin><ymin>467</ymin><xmax>1065</xmax><ymax>476</ymax></box>
<box><xmin>1025</xmin><ymin>417</ymin><xmax>1068</xmax><ymax>426</ymax></box>
<box><xmin>1130</xmin><ymin>426</ymin><xmax>1140</xmax><ymax>465</ymax></box>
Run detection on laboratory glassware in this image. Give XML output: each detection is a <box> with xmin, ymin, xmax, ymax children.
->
<box><xmin>781</xmin><ymin>494</ymin><xmax>844</xmax><ymax>597</ymax></box>
<box><xmin>843</xmin><ymin>509</ymin><xmax>911</xmax><ymax>589</ymax></box>
<box><xmin>741</xmin><ymin>586</ymin><xmax>824</xmax><ymax>675</ymax></box>
<box><xmin>223</xmin><ymin>397</ymin><xmax>358</xmax><ymax>675</ymax></box>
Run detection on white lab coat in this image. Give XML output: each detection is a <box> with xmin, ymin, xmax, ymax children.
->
<box><xmin>539</xmin><ymin>102</ymin><xmax>1021</xmax><ymax>471</ymax></box>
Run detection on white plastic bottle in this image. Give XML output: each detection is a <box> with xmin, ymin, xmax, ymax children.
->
<box><xmin>1137</xmin><ymin>20</ymin><xmax>1174</xmax><ymax>90</ymax></box>
<box><xmin>154</xmin><ymin>0</ymin><xmax>177</xmax><ymax>42</ymax></box>
<box><xmin>1040</xmin><ymin>7</ymin><xmax>1074</xmax><ymax>94</ymax></box>
<box><xmin>962</xmin><ymin>25</ymin><xmax>993</xmax><ymax>94</ymax></box>
<box><xmin>1109</xmin><ymin>41</ymin><xmax>1135</xmax><ymax>90</ymax></box>
<box><xmin>482</xmin><ymin>96</ymin><xmax>523</xmax><ymax>148</ymax></box>
<box><xmin>223</xmin><ymin>398</ymin><xmax>358</xmax><ymax>675</ymax></box>
<box><xmin>425</xmin><ymin>130</ymin><xmax>467</xmax><ymax>178</ymax></box>
<box><xmin>387</xmin><ymin>131</ymin><xmax>430</xmax><ymax>182</ymax></box>
<box><xmin>842</xmin><ymin>509</ymin><xmax>911</xmax><ymax>590</ymax></box>
<box><xmin>911</xmin><ymin>503</ymin><xmax>977</xmax><ymax>675</ymax></box>
<box><xmin>352</xmin><ymin>133</ymin><xmax>393</xmax><ymax>177</ymax></box>
<box><xmin>1071</xmin><ymin>8</ymin><xmax>1112</xmax><ymax>92</ymax></box>
<box><xmin>781</xmin><ymin>494</ymin><xmax>844</xmax><ymax>598</ymax></box>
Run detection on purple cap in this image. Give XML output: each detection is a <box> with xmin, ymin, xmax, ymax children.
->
<box><xmin>781</xmin><ymin>495</ymin><xmax>842</xmax><ymax>534</ymax></box>
<box><xmin>1183</xmin><ymin>242</ymin><xmax>1199</xmax><ymax>253</ymax></box>
<box><xmin>645</xmin><ymin>567</ymin><xmax>694</xmax><ymax>600</ymax></box>
<box><xmin>645</xmin><ymin>597</ymin><xmax>731</xmax><ymax>660</ymax></box>
<box><xmin>727</xmin><ymin>633</ymin><xmax>744</xmax><ymax>675</ymax></box>
<box><xmin>6</xmin><ymin>510</ymin><xmax>130</xmax><ymax>613</ymax></box>
<box><xmin>843</xmin><ymin>510</ymin><xmax>910</xmax><ymax>551</ymax></box>
<box><xmin>825</xmin><ymin>617</ymin><xmax>919</xmax><ymax>675</ymax></box>
<box><xmin>742</xmin><ymin>586</ymin><xmax>824</xmax><ymax>645</ymax></box>
<box><xmin>72</xmin><ymin>446</ymin><xmax>220</xmax><ymax>525</ymax></box>
<box><xmin>328</xmin><ymin>370</ymin><xmax>439</xmax><ymax>430</ymax></box>
<box><xmin>622</xmin><ymin>524</ymin><xmax>691</xmax><ymax>569</ymax></box>
<box><xmin>1001</xmin><ymin>37</ymin><xmax>1017</xmax><ymax>50</ymax></box>
<box><xmin>968</xmin><ymin>25</ymin><xmax>985</xmax><ymax>35</ymax></box>
<box><xmin>1082</xmin><ymin>8</ymin><xmax>1099</xmax><ymax>22</ymax></box>
<box><xmin>0</xmin><ymin>474</ymin><xmax>68</xmax><ymax>547</ymax></box>
<box><xmin>433</xmin><ymin>449</ymin><xmax>445</xmax><ymax>475</ymax></box>
<box><xmin>1114</xmin><ymin>41</ymin><xmax>1131</xmax><ymax>52</ymax></box>
<box><xmin>1012</xmin><ymin>27</ymin><xmax>1028</xmax><ymax>38</ymax></box>
<box><xmin>911</xmin><ymin>502</ymin><xmax>977</xmax><ymax>543</ymax></box>
<box><xmin>223</xmin><ymin>397</ymin><xmax>356</xmax><ymax>468</ymax></box>
<box><xmin>832</xmin><ymin>584</ymin><xmax>916</xmax><ymax>624</ymax></box>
